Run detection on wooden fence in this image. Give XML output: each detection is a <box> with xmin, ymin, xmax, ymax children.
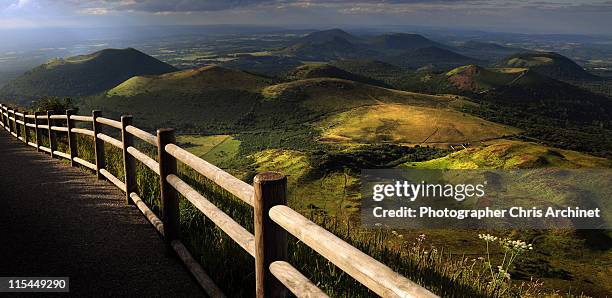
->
<box><xmin>0</xmin><ymin>103</ymin><xmax>437</xmax><ymax>298</ymax></box>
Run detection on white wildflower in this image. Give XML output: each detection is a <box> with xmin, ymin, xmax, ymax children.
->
<box><xmin>478</xmin><ymin>234</ymin><xmax>498</xmax><ymax>242</ymax></box>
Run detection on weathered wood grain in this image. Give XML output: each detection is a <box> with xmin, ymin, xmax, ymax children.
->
<box><xmin>269</xmin><ymin>205</ymin><xmax>438</xmax><ymax>298</ymax></box>
<box><xmin>165</xmin><ymin>143</ymin><xmax>254</xmax><ymax>206</ymax></box>
<box><xmin>269</xmin><ymin>261</ymin><xmax>328</xmax><ymax>298</ymax></box>
<box><xmin>166</xmin><ymin>174</ymin><xmax>255</xmax><ymax>257</ymax></box>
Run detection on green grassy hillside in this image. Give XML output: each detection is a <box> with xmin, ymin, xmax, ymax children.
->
<box><xmin>441</xmin><ymin>65</ymin><xmax>612</xmax><ymax>158</ymax></box>
<box><xmin>85</xmin><ymin>66</ymin><xmax>272</xmax><ymax>131</ymax></box>
<box><xmin>316</xmin><ymin>103</ymin><xmax>519</xmax><ymax>145</ymax></box>
<box><xmin>403</xmin><ymin>139</ymin><xmax>611</xmax><ymax>297</ymax></box>
<box><xmin>284</xmin><ymin>64</ymin><xmax>388</xmax><ymax>87</ymax></box>
<box><xmin>407</xmin><ymin>139</ymin><xmax>612</xmax><ymax>169</ymax></box>
<box><xmin>177</xmin><ymin>135</ymin><xmax>241</xmax><ymax>168</ymax></box>
<box><xmin>330</xmin><ymin>59</ymin><xmax>408</xmax><ymax>83</ymax></box>
<box><xmin>88</xmin><ymin>65</ymin><xmax>516</xmax><ymax>147</ymax></box>
<box><xmin>260</xmin><ymin>77</ymin><xmax>468</xmax><ymax>118</ymax></box>
<box><xmin>65</xmin><ymin>55</ymin><xmax>611</xmax><ymax>297</ymax></box>
<box><xmin>108</xmin><ymin>65</ymin><xmax>271</xmax><ymax>97</ymax></box>
<box><xmin>476</xmin><ymin>69</ymin><xmax>612</xmax><ymax>125</ymax></box>
<box><xmin>501</xmin><ymin>52</ymin><xmax>598</xmax><ymax>80</ymax></box>
<box><xmin>385</xmin><ymin>46</ymin><xmax>480</xmax><ymax>70</ymax></box>
<box><xmin>443</xmin><ymin>65</ymin><xmax>612</xmax><ymax>126</ymax></box>
<box><xmin>0</xmin><ymin>48</ymin><xmax>177</xmax><ymax>105</ymax></box>
<box><xmin>220</xmin><ymin>55</ymin><xmax>303</xmax><ymax>76</ymax></box>
<box><xmin>446</xmin><ymin>65</ymin><xmax>525</xmax><ymax>92</ymax></box>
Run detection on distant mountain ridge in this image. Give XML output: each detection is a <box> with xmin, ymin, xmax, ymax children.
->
<box><xmin>367</xmin><ymin>33</ymin><xmax>448</xmax><ymax>52</ymax></box>
<box><xmin>279</xmin><ymin>29</ymin><xmax>481</xmax><ymax>70</ymax></box>
<box><xmin>454</xmin><ymin>41</ymin><xmax>528</xmax><ymax>61</ymax></box>
<box><xmin>290</xmin><ymin>28</ymin><xmax>364</xmax><ymax>45</ymax></box>
<box><xmin>0</xmin><ymin>48</ymin><xmax>177</xmax><ymax>105</ymax></box>
<box><xmin>280</xmin><ymin>35</ymin><xmax>377</xmax><ymax>61</ymax></box>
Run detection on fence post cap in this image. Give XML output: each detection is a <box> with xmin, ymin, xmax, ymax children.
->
<box><xmin>254</xmin><ymin>171</ymin><xmax>286</xmax><ymax>184</ymax></box>
<box><xmin>121</xmin><ymin>115</ymin><xmax>133</xmax><ymax>126</ymax></box>
<box><xmin>157</xmin><ymin>128</ymin><xmax>175</xmax><ymax>134</ymax></box>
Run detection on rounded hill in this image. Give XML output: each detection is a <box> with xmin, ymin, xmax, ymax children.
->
<box><xmin>501</xmin><ymin>52</ymin><xmax>597</xmax><ymax>80</ymax></box>
<box><xmin>290</xmin><ymin>28</ymin><xmax>362</xmax><ymax>45</ymax></box>
<box><xmin>285</xmin><ymin>64</ymin><xmax>387</xmax><ymax>87</ymax></box>
<box><xmin>280</xmin><ymin>37</ymin><xmax>375</xmax><ymax>61</ymax></box>
<box><xmin>0</xmin><ymin>48</ymin><xmax>177</xmax><ymax>104</ymax></box>
<box><xmin>93</xmin><ymin>66</ymin><xmax>272</xmax><ymax>131</ymax></box>
<box><xmin>107</xmin><ymin>65</ymin><xmax>272</xmax><ymax>97</ymax></box>
<box><xmin>367</xmin><ymin>33</ymin><xmax>445</xmax><ymax>52</ymax></box>
<box><xmin>261</xmin><ymin>77</ymin><xmax>463</xmax><ymax>114</ymax></box>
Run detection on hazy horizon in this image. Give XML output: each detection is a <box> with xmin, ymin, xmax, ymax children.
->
<box><xmin>0</xmin><ymin>0</ymin><xmax>611</xmax><ymax>36</ymax></box>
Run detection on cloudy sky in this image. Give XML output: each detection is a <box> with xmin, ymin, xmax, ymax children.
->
<box><xmin>0</xmin><ymin>0</ymin><xmax>611</xmax><ymax>35</ymax></box>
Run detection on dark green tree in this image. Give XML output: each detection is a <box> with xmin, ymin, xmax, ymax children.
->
<box><xmin>31</xmin><ymin>97</ymin><xmax>77</xmax><ymax>114</ymax></box>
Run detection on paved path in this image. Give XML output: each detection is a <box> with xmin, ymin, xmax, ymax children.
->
<box><xmin>0</xmin><ymin>132</ymin><xmax>204</xmax><ymax>297</ymax></box>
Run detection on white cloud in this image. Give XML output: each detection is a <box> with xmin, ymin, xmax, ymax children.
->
<box><xmin>7</xmin><ymin>0</ymin><xmax>32</xmax><ymax>10</ymax></box>
<box><xmin>78</xmin><ymin>7</ymin><xmax>110</xmax><ymax>15</ymax></box>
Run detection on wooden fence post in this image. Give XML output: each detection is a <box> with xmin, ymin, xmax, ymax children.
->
<box><xmin>7</xmin><ymin>107</ymin><xmax>13</xmax><ymax>134</ymax></box>
<box><xmin>3</xmin><ymin>106</ymin><xmax>8</xmax><ymax>132</ymax></box>
<box><xmin>3</xmin><ymin>105</ymin><xmax>7</xmax><ymax>130</ymax></box>
<box><xmin>47</xmin><ymin>110</ymin><xmax>56</xmax><ymax>158</ymax></box>
<box><xmin>121</xmin><ymin>115</ymin><xmax>136</xmax><ymax>204</ymax></box>
<box><xmin>8</xmin><ymin>107</ymin><xmax>12</xmax><ymax>133</ymax></box>
<box><xmin>23</xmin><ymin>112</ymin><xmax>29</xmax><ymax>144</ymax></box>
<box><xmin>2</xmin><ymin>105</ymin><xmax>6</xmax><ymax>129</ymax></box>
<box><xmin>8</xmin><ymin>107</ymin><xmax>13</xmax><ymax>134</ymax></box>
<box><xmin>34</xmin><ymin>111</ymin><xmax>41</xmax><ymax>151</ymax></box>
<box><xmin>3</xmin><ymin>105</ymin><xmax>8</xmax><ymax>130</ymax></box>
<box><xmin>0</xmin><ymin>104</ymin><xmax>4</xmax><ymax>129</ymax></box>
<box><xmin>18</xmin><ymin>110</ymin><xmax>24</xmax><ymax>141</ymax></box>
<box><xmin>92</xmin><ymin>110</ymin><xmax>105</xmax><ymax>179</ymax></box>
<box><xmin>66</xmin><ymin>109</ymin><xmax>77</xmax><ymax>166</ymax></box>
<box><xmin>254</xmin><ymin>171</ymin><xmax>289</xmax><ymax>298</ymax></box>
<box><xmin>13</xmin><ymin>109</ymin><xmax>19</xmax><ymax>139</ymax></box>
<box><xmin>158</xmin><ymin>128</ymin><xmax>180</xmax><ymax>254</ymax></box>
<box><xmin>1</xmin><ymin>104</ymin><xmax>5</xmax><ymax>129</ymax></box>
<box><xmin>1</xmin><ymin>105</ymin><xmax>5</xmax><ymax>129</ymax></box>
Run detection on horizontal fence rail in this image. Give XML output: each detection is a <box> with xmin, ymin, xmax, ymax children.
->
<box><xmin>0</xmin><ymin>103</ymin><xmax>437</xmax><ymax>298</ymax></box>
<box><xmin>165</xmin><ymin>143</ymin><xmax>255</xmax><ymax>206</ymax></box>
